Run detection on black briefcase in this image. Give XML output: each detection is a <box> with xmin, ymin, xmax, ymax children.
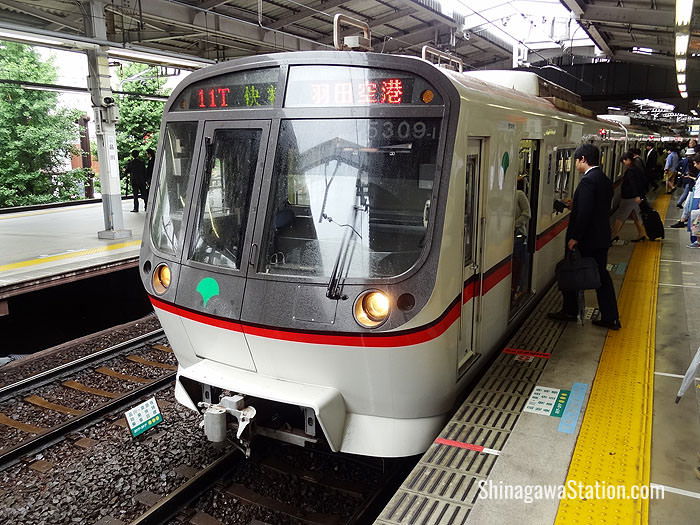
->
<box><xmin>555</xmin><ymin>248</ymin><xmax>601</xmax><ymax>291</ymax></box>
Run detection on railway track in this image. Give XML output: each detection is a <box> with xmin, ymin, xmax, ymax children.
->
<box><xmin>0</xmin><ymin>330</ymin><xmax>176</xmax><ymax>469</ymax></box>
<box><xmin>128</xmin><ymin>439</ymin><xmax>412</xmax><ymax>525</ymax></box>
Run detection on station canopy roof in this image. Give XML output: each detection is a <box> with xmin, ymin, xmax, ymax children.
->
<box><xmin>0</xmin><ymin>0</ymin><xmax>600</xmax><ymax>69</ymax></box>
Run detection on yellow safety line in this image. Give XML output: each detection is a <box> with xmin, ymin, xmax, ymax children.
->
<box><xmin>0</xmin><ymin>239</ymin><xmax>141</xmax><ymax>272</ymax></box>
<box><xmin>555</xmin><ymin>194</ymin><xmax>669</xmax><ymax>525</ymax></box>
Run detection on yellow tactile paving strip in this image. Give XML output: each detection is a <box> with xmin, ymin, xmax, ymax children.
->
<box><xmin>555</xmin><ymin>194</ymin><xmax>669</xmax><ymax>524</ymax></box>
<box><xmin>0</xmin><ymin>239</ymin><xmax>141</xmax><ymax>273</ymax></box>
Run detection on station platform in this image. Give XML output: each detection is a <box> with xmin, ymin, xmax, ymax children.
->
<box><xmin>376</xmin><ymin>193</ymin><xmax>700</xmax><ymax>525</ymax></box>
<box><xmin>0</xmin><ymin>200</ymin><xmax>145</xmax><ymax>300</ymax></box>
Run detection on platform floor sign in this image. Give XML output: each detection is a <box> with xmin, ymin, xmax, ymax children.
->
<box><xmin>524</xmin><ymin>386</ymin><xmax>571</xmax><ymax>417</ymax></box>
<box><xmin>125</xmin><ymin>397</ymin><xmax>163</xmax><ymax>437</ymax></box>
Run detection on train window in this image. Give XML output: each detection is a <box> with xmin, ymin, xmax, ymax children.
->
<box><xmin>284</xmin><ymin>66</ymin><xmax>443</xmax><ymax>107</ymax></box>
<box><xmin>554</xmin><ymin>148</ymin><xmax>574</xmax><ymax>204</ymax></box>
<box><xmin>150</xmin><ymin>122</ymin><xmax>198</xmax><ymax>256</ymax></box>
<box><xmin>260</xmin><ymin>118</ymin><xmax>441</xmax><ymax>279</ymax></box>
<box><xmin>171</xmin><ymin>68</ymin><xmax>280</xmax><ymax>111</ymax></box>
<box><xmin>190</xmin><ymin>128</ymin><xmax>262</xmax><ymax>269</ymax></box>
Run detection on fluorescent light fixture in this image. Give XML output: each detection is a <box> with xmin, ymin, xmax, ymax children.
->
<box><xmin>676</xmin><ymin>33</ymin><xmax>690</xmax><ymax>55</ymax></box>
<box><xmin>677</xmin><ymin>58</ymin><xmax>687</xmax><ymax>72</ymax></box>
<box><xmin>680</xmin><ymin>84</ymin><xmax>688</xmax><ymax>92</ymax></box>
<box><xmin>607</xmin><ymin>106</ymin><xmax>621</xmax><ymax>110</ymax></box>
<box><xmin>676</xmin><ymin>0</ymin><xmax>694</xmax><ymax>26</ymax></box>
<box><xmin>632</xmin><ymin>46</ymin><xmax>653</xmax><ymax>55</ymax></box>
<box><xmin>0</xmin><ymin>29</ymin><xmax>63</xmax><ymax>47</ymax></box>
<box><xmin>681</xmin><ymin>91</ymin><xmax>689</xmax><ymax>98</ymax></box>
<box><xmin>108</xmin><ymin>47</ymin><xmax>208</xmax><ymax>69</ymax></box>
<box><xmin>678</xmin><ymin>73</ymin><xmax>687</xmax><ymax>84</ymax></box>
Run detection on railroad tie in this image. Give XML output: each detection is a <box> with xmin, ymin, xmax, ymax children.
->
<box><xmin>23</xmin><ymin>395</ymin><xmax>84</xmax><ymax>415</ymax></box>
<box><xmin>126</xmin><ymin>355</ymin><xmax>178</xmax><ymax>370</ymax></box>
<box><xmin>0</xmin><ymin>413</ymin><xmax>46</xmax><ymax>434</ymax></box>
<box><xmin>62</xmin><ymin>380</ymin><xmax>120</xmax><ymax>399</ymax></box>
<box><xmin>94</xmin><ymin>366</ymin><xmax>153</xmax><ymax>383</ymax></box>
<box><xmin>151</xmin><ymin>344</ymin><xmax>173</xmax><ymax>353</ymax></box>
<box><xmin>225</xmin><ymin>483</ymin><xmax>343</xmax><ymax>525</ymax></box>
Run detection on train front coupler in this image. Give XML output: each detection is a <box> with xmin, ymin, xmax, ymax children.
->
<box><xmin>198</xmin><ymin>394</ymin><xmax>256</xmax><ymax>456</ymax></box>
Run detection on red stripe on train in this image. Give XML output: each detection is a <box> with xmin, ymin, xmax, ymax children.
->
<box><xmin>535</xmin><ymin>216</ymin><xmax>569</xmax><ymax>251</ymax></box>
<box><xmin>150</xmin><ymin>296</ymin><xmax>461</xmax><ymax>348</ymax></box>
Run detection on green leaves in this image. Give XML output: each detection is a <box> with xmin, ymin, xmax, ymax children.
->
<box><xmin>0</xmin><ymin>42</ymin><xmax>80</xmax><ymax>207</ymax></box>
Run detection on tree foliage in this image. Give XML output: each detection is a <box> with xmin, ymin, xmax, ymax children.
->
<box><xmin>115</xmin><ymin>62</ymin><xmax>168</xmax><ymax>178</ymax></box>
<box><xmin>0</xmin><ymin>42</ymin><xmax>82</xmax><ymax>207</ymax></box>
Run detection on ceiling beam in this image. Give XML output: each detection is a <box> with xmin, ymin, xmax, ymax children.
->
<box><xmin>581</xmin><ymin>5</ymin><xmax>673</xmax><ymax>29</ymax></box>
<box><xmin>559</xmin><ymin>0</ymin><xmax>613</xmax><ymax>56</ymax></box>
<box><xmin>369</xmin><ymin>8</ymin><xmax>415</xmax><ymax>28</ymax></box>
<box><xmin>267</xmin><ymin>0</ymin><xmax>348</xmax><ymax>31</ymax></box>
<box><xmin>198</xmin><ymin>0</ymin><xmax>231</xmax><ymax>10</ymax></box>
<box><xmin>611</xmin><ymin>50</ymin><xmax>674</xmax><ymax>67</ymax></box>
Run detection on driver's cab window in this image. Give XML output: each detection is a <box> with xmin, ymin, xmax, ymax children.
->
<box><xmin>190</xmin><ymin>128</ymin><xmax>262</xmax><ymax>269</ymax></box>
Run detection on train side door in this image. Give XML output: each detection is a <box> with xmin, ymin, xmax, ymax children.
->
<box><xmin>510</xmin><ymin>139</ymin><xmax>540</xmax><ymax>314</ymax></box>
<box><xmin>459</xmin><ymin>139</ymin><xmax>482</xmax><ymax>374</ymax></box>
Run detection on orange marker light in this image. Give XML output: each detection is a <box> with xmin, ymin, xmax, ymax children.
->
<box><xmin>421</xmin><ymin>90</ymin><xmax>435</xmax><ymax>104</ymax></box>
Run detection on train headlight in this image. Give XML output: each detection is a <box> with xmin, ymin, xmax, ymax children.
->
<box><xmin>152</xmin><ymin>263</ymin><xmax>171</xmax><ymax>294</ymax></box>
<box><xmin>354</xmin><ymin>290</ymin><xmax>390</xmax><ymax>328</ymax></box>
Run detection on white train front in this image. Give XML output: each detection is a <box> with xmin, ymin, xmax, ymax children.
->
<box><xmin>139</xmin><ymin>49</ymin><xmax>632</xmax><ymax>457</ymax></box>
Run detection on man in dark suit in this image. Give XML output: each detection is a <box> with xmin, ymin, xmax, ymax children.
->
<box><xmin>124</xmin><ymin>150</ymin><xmax>148</xmax><ymax>212</ymax></box>
<box><xmin>644</xmin><ymin>142</ymin><xmax>659</xmax><ymax>191</ymax></box>
<box><xmin>549</xmin><ymin>143</ymin><xmax>621</xmax><ymax>330</ymax></box>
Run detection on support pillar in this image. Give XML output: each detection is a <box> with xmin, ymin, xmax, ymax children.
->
<box><xmin>84</xmin><ymin>0</ymin><xmax>131</xmax><ymax>239</ymax></box>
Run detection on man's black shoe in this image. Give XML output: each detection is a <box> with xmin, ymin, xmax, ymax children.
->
<box><xmin>592</xmin><ymin>319</ymin><xmax>622</xmax><ymax>330</ymax></box>
<box><xmin>670</xmin><ymin>221</ymin><xmax>687</xmax><ymax>228</ymax></box>
<box><xmin>547</xmin><ymin>311</ymin><xmax>578</xmax><ymax>322</ymax></box>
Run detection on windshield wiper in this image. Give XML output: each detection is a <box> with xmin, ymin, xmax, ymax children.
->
<box><xmin>326</xmin><ymin>194</ymin><xmax>367</xmax><ymax>300</ymax></box>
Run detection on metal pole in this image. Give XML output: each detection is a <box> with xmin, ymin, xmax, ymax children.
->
<box><xmin>84</xmin><ymin>0</ymin><xmax>131</xmax><ymax>239</ymax></box>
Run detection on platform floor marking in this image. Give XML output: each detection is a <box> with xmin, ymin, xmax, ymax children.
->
<box><xmin>654</xmin><ymin>371</ymin><xmax>685</xmax><ymax>379</ymax></box>
<box><xmin>0</xmin><ymin>239</ymin><xmax>141</xmax><ymax>272</ymax></box>
<box><xmin>660</xmin><ymin>259</ymin><xmax>700</xmax><ymax>264</ymax></box>
<box><xmin>554</xmin><ymin>193</ymin><xmax>668</xmax><ymax>525</ymax></box>
<box><xmin>502</xmin><ymin>348</ymin><xmax>551</xmax><ymax>359</ymax></box>
<box><xmin>659</xmin><ymin>282</ymin><xmax>700</xmax><ymax>288</ymax></box>
<box><xmin>650</xmin><ymin>483</ymin><xmax>700</xmax><ymax>500</ymax></box>
<box><xmin>557</xmin><ymin>383</ymin><xmax>588</xmax><ymax>434</ymax></box>
<box><xmin>434</xmin><ymin>437</ymin><xmax>501</xmax><ymax>456</ymax></box>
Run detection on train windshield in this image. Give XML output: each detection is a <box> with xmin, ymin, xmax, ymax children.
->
<box><xmin>260</xmin><ymin>118</ymin><xmax>441</xmax><ymax>279</ymax></box>
<box><xmin>150</xmin><ymin>122</ymin><xmax>198</xmax><ymax>255</ymax></box>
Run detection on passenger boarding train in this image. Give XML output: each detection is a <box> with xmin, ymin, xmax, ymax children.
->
<box><xmin>139</xmin><ymin>46</ymin><xmax>649</xmax><ymax>457</ymax></box>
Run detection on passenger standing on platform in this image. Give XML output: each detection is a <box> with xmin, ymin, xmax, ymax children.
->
<box><xmin>664</xmin><ymin>144</ymin><xmax>680</xmax><ymax>194</ymax></box>
<box><xmin>685</xmin><ymin>154</ymin><xmax>700</xmax><ymax>248</ymax></box>
<box><xmin>631</xmin><ymin>148</ymin><xmax>645</xmax><ymax>173</ymax></box>
<box><xmin>124</xmin><ymin>150</ymin><xmax>148</xmax><ymax>213</ymax></box>
<box><xmin>645</xmin><ymin>142</ymin><xmax>659</xmax><ymax>191</ymax></box>
<box><xmin>610</xmin><ymin>152</ymin><xmax>647</xmax><ymax>242</ymax></box>
<box><xmin>548</xmin><ymin>143</ymin><xmax>621</xmax><ymax>330</ymax></box>
<box><xmin>145</xmin><ymin>148</ymin><xmax>155</xmax><ymax>189</ymax></box>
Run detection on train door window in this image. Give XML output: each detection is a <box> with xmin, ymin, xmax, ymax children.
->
<box><xmin>150</xmin><ymin>121</ymin><xmax>198</xmax><ymax>256</ymax></box>
<box><xmin>511</xmin><ymin>139</ymin><xmax>538</xmax><ymax>313</ymax></box>
<box><xmin>600</xmin><ymin>145</ymin><xmax>610</xmax><ymax>179</ymax></box>
<box><xmin>190</xmin><ymin>128</ymin><xmax>263</xmax><ymax>269</ymax></box>
<box><xmin>464</xmin><ymin>148</ymin><xmax>478</xmax><ymax>265</ymax></box>
<box><xmin>553</xmin><ymin>148</ymin><xmax>574</xmax><ymax>205</ymax></box>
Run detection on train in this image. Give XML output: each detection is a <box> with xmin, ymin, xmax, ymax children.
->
<box><xmin>138</xmin><ymin>32</ymin><xmax>654</xmax><ymax>457</ymax></box>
